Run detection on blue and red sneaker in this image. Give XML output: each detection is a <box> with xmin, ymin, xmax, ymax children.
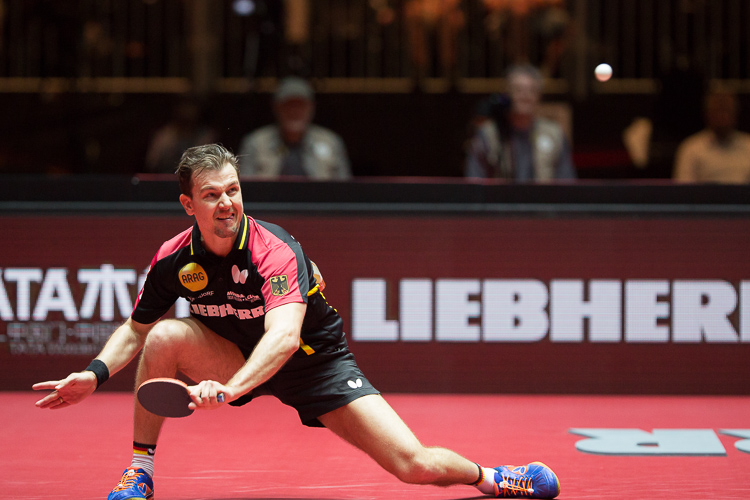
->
<box><xmin>107</xmin><ymin>467</ymin><xmax>154</xmax><ymax>500</ymax></box>
<box><xmin>493</xmin><ymin>462</ymin><xmax>560</xmax><ymax>498</ymax></box>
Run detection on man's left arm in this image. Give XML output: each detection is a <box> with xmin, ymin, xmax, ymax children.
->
<box><xmin>188</xmin><ymin>302</ymin><xmax>306</xmax><ymax>409</ymax></box>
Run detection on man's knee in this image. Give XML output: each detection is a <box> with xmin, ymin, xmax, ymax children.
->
<box><xmin>390</xmin><ymin>448</ymin><xmax>436</xmax><ymax>485</ymax></box>
<box><xmin>142</xmin><ymin>320</ymin><xmax>187</xmax><ymax>356</ymax></box>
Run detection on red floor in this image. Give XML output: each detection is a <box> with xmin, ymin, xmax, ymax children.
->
<box><xmin>3</xmin><ymin>392</ymin><xmax>749</xmax><ymax>499</ymax></box>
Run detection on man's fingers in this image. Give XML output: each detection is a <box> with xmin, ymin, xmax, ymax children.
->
<box><xmin>35</xmin><ymin>396</ymin><xmax>51</xmax><ymax>407</ymax></box>
<box><xmin>200</xmin><ymin>384</ymin><xmax>217</xmax><ymax>401</ymax></box>
<box><xmin>188</xmin><ymin>381</ymin><xmax>226</xmax><ymax>409</ymax></box>
<box><xmin>32</xmin><ymin>381</ymin><xmax>60</xmax><ymax>391</ymax></box>
<box><xmin>33</xmin><ymin>380</ymin><xmax>63</xmax><ymax>407</ymax></box>
<box><xmin>50</xmin><ymin>393</ymin><xmax>69</xmax><ymax>409</ymax></box>
<box><xmin>34</xmin><ymin>373</ymin><xmax>96</xmax><ymax>410</ymax></box>
<box><xmin>188</xmin><ymin>385</ymin><xmax>206</xmax><ymax>406</ymax></box>
<box><xmin>35</xmin><ymin>390</ymin><xmax>63</xmax><ymax>408</ymax></box>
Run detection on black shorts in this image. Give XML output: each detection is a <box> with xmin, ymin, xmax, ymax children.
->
<box><xmin>230</xmin><ymin>343</ymin><xmax>379</xmax><ymax>427</ymax></box>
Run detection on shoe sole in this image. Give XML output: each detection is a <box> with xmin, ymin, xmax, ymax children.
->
<box><xmin>108</xmin><ymin>493</ymin><xmax>153</xmax><ymax>500</ymax></box>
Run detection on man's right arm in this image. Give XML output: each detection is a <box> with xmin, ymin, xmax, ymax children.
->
<box><xmin>33</xmin><ymin>317</ymin><xmax>155</xmax><ymax>409</ymax></box>
<box><xmin>96</xmin><ymin>317</ymin><xmax>155</xmax><ymax>375</ymax></box>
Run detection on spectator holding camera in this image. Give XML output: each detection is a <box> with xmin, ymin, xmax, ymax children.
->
<box><xmin>465</xmin><ymin>64</ymin><xmax>575</xmax><ymax>181</ymax></box>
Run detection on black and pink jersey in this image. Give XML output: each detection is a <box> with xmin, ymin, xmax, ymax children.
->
<box><xmin>132</xmin><ymin>214</ymin><xmax>343</xmax><ymax>357</ymax></box>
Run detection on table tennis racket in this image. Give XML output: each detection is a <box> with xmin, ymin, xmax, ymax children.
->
<box><xmin>137</xmin><ymin>377</ymin><xmax>195</xmax><ymax>418</ymax></box>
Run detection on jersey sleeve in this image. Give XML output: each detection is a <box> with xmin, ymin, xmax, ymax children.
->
<box><xmin>252</xmin><ymin>222</ymin><xmax>310</xmax><ymax>313</ymax></box>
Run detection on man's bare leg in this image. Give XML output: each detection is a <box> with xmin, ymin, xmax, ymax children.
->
<box><xmin>132</xmin><ymin>317</ymin><xmax>246</xmax><ymax>444</ymax></box>
<box><xmin>109</xmin><ymin>318</ymin><xmax>247</xmax><ymax>499</ymax></box>
<box><xmin>318</xmin><ymin>394</ymin><xmax>479</xmax><ymax>486</ymax></box>
<box><xmin>319</xmin><ymin>394</ymin><xmax>562</xmax><ymax>498</ymax></box>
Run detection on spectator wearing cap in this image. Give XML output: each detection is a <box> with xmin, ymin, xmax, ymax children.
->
<box><xmin>238</xmin><ymin>77</ymin><xmax>352</xmax><ymax>179</ymax></box>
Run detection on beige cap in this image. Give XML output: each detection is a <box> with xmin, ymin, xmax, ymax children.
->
<box><xmin>274</xmin><ymin>77</ymin><xmax>314</xmax><ymax>102</ymax></box>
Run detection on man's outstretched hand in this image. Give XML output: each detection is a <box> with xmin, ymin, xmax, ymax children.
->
<box><xmin>33</xmin><ymin>371</ymin><xmax>98</xmax><ymax>409</ymax></box>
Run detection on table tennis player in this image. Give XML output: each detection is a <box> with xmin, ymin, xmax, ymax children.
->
<box><xmin>33</xmin><ymin>144</ymin><xmax>560</xmax><ymax>499</ymax></box>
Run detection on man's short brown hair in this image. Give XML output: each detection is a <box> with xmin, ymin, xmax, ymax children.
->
<box><xmin>175</xmin><ymin>144</ymin><xmax>240</xmax><ymax>197</ymax></box>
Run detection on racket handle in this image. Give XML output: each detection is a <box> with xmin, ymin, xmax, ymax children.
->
<box><xmin>217</xmin><ymin>393</ymin><xmax>225</xmax><ymax>403</ymax></box>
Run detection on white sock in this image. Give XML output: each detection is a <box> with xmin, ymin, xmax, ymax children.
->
<box><xmin>474</xmin><ymin>466</ymin><xmax>497</xmax><ymax>495</ymax></box>
<box><xmin>131</xmin><ymin>443</ymin><xmax>156</xmax><ymax>478</ymax></box>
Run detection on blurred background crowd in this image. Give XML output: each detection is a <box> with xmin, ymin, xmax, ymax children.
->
<box><xmin>1</xmin><ymin>0</ymin><xmax>749</xmax><ymax>183</ymax></box>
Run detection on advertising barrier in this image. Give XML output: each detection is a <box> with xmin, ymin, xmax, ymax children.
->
<box><xmin>1</xmin><ymin>214</ymin><xmax>749</xmax><ymax>394</ymax></box>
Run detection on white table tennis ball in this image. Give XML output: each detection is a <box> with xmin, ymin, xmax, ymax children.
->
<box><xmin>595</xmin><ymin>63</ymin><xmax>613</xmax><ymax>82</ymax></box>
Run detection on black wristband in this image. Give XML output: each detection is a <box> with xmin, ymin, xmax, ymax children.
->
<box><xmin>85</xmin><ymin>359</ymin><xmax>109</xmax><ymax>389</ymax></box>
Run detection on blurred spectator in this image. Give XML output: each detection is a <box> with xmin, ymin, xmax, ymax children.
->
<box><xmin>145</xmin><ymin>99</ymin><xmax>217</xmax><ymax>173</ymax></box>
<box><xmin>238</xmin><ymin>77</ymin><xmax>351</xmax><ymax>179</ymax></box>
<box><xmin>673</xmin><ymin>89</ymin><xmax>750</xmax><ymax>184</ymax></box>
<box><xmin>482</xmin><ymin>0</ymin><xmax>573</xmax><ymax>77</ymax></box>
<box><xmin>625</xmin><ymin>55</ymin><xmax>706</xmax><ymax>178</ymax></box>
<box><xmin>283</xmin><ymin>0</ymin><xmax>311</xmax><ymax>75</ymax></box>
<box><xmin>81</xmin><ymin>18</ymin><xmax>114</xmax><ymax>77</ymax></box>
<box><xmin>404</xmin><ymin>0</ymin><xmax>465</xmax><ymax>83</ymax></box>
<box><xmin>465</xmin><ymin>64</ymin><xmax>575</xmax><ymax>181</ymax></box>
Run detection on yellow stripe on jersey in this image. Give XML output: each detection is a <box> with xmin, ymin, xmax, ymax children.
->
<box><xmin>237</xmin><ymin>215</ymin><xmax>249</xmax><ymax>250</ymax></box>
<box><xmin>319</xmin><ymin>291</ymin><xmax>338</xmax><ymax>313</ymax></box>
<box><xmin>299</xmin><ymin>339</ymin><xmax>315</xmax><ymax>355</ymax></box>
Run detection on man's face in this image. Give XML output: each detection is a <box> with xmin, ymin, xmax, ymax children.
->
<box><xmin>508</xmin><ymin>73</ymin><xmax>541</xmax><ymax>117</ymax></box>
<box><xmin>705</xmin><ymin>94</ymin><xmax>738</xmax><ymax>137</ymax></box>
<box><xmin>180</xmin><ymin>163</ymin><xmax>243</xmax><ymax>240</ymax></box>
<box><xmin>275</xmin><ymin>97</ymin><xmax>314</xmax><ymax>136</ymax></box>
